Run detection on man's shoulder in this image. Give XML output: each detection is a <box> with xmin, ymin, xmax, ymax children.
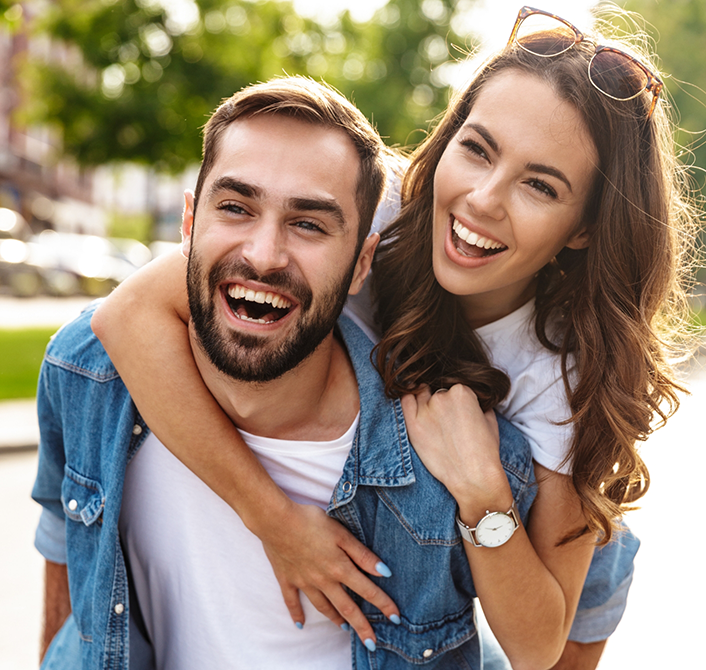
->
<box><xmin>44</xmin><ymin>300</ymin><xmax>118</xmax><ymax>382</ymax></box>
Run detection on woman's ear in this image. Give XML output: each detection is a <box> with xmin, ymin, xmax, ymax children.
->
<box><xmin>565</xmin><ymin>227</ymin><xmax>590</xmax><ymax>250</ymax></box>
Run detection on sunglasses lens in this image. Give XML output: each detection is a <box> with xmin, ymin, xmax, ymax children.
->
<box><xmin>589</xmin><ymin>50</ymin><xmax>649</xmax><ymax>100</ymax></box>
<box><xmin>516</xmin><ymin>14</ymin><xmax>577</xmax><ymax>56</ymax></box>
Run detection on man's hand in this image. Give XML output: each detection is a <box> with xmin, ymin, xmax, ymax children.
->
<box><xmin>258</xmin><ymin>502</ymin><xmax>400</xmax><ymax>648</ymax></box>
<box><xmin>42</xmin><ymin>560</ymin><xmax>71</xmax><ymax>662</ymax></box>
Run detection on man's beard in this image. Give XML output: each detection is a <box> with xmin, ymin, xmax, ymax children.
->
<box><xmin>187</xmin><ymin>249</ymin><xmax>357</xmax><ymax>383</ymax></box>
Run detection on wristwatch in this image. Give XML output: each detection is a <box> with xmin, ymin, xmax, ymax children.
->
<box><xmin>456</xmin><ymin>501</ymin><xmax>519</xmax><ymax>548</ymax></box>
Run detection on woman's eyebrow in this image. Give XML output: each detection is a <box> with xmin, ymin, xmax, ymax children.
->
<box><xmin>463</xmin><ymin>123</ymin><xmax>573</xmax><ymax>192</ymax></box>
<box><xmin>525</xmin><ymin>163</ymin><xmax>573</xmax><ymax>193</ymax></box>
<box><xmin>463</xmin><ymin>122</ymin><xmax>500</xmax><ymax>155</ymax></box>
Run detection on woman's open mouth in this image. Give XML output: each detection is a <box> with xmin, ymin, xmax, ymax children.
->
<box><xmin>224</xmin><ymin>284</ymin><xmax>294</xmax><ymax>324</ymax></box>
<box><xmin>451</xmin><ymin>218</ymin><xmax>507</xmax><ymax>258</ymax></box>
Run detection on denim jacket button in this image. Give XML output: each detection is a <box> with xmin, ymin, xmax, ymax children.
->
<box><xmin>132</xmin><ymin>424</ymin><xmax>143</xmax><ymax>435</ymax></box>
<box><xmin>342</xmin><ymin>481</ymin><xmax>352</xmax><ymax>493</ymax></box>
<box><xmin>68</xmin><ymin>499</ymin><xmax>78</xmax><ymax>511</ymax></box>
<box><xmin>423</xmin><ymin>649</ymin><xmax>433</xmax><ymax>658</ymax></box>
<box><xmin>114</xmin><ymin>603</ymin><xmax>125</xmax><ymax>615</ymax></box>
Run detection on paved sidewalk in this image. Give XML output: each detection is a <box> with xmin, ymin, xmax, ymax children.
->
<box><xmin>0</xmin><ymin>399</ymin><xmax>39</xmax><ymax>452</ymax></box>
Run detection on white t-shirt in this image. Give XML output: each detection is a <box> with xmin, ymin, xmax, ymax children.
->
<box><xmin>119</xmin><ymin>416</ymin><xmax>359</xmax><ymax>670</ymax></box>
<box><xmin>343</xmin><ymin>289</ymin><xmax>574</xmax><ymax>475</ymax></box>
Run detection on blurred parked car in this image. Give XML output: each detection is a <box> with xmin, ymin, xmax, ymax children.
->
<box><xmin>0</xmin><ymin>230</ymin><xmax>152</xmax><ymax>297</ymax></box>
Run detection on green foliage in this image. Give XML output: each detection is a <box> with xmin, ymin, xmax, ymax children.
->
<box><xmin>618</xmin><ymin>0</ymin><xmax>706</xmax><ymax>190</ymax></box>
<box><xmin>107</xmin><ymin>209</ymin><xmax>154</xmax><ymax>242</ymax></box>
<box><xmin>0</xmin><ymin>327</ymin><xmax>56</xmax><ymax>400</ymax></box>
<box><xmin>23</xmin><ymin>0</ymin><xmax>475</xmax><ymax>170</ymax></box>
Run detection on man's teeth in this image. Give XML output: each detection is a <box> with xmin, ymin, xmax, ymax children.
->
<box><xmin>452</xmin><ymin>219</ymin><xmax>505</xmax><ymax>250</ymax></box>
<box><xmin>227</xmin><ymin>284</ymin><xmax>292</xmax><ymax>309</ymax></box>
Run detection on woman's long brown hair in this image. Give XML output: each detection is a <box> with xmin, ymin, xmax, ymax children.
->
<box><xmin>373</xmin><ymin>29</ymin><xmax>699</xmax><ymax>544</ymax></box>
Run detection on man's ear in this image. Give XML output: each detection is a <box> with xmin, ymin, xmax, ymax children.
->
<box><xmin>181</xmin><ymin>190</ymin><xmax>195</xmax><ymax>258</ymax></box>
<box><xmin>565</xmin><ymin>226</ymin><xmax>590</xmax><ymax>250</ymax></box>
<box><xmin>348</xmin><ymin>233</ymin><xmax>379</xmax><ymax>296</ymax></box>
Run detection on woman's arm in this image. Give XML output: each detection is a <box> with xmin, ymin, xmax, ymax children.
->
<box><xmin>91</xmin><ymin>249</ymin><xmax>399</xmax><ymax>643</ymax></box>
<box><xmin>401</xmin><ymin>385</ymin><xmax>595</xmax><ymax>670</ymax></box>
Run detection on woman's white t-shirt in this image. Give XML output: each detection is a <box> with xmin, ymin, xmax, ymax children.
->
<box><xmin>343</xmin><ymin>293</ymin><xmax>574</xmax><ymax>475</ymax></box>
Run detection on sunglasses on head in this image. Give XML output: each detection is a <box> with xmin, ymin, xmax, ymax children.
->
<box><xmin>508</xmin><ymin>6</ymin><xmax>663</xmax><ymax>119</ymax></box>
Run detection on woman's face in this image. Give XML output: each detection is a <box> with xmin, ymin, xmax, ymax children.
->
<box><xmin>432</xmin><ymin>69</ymin><xmax>599</xmax><ymax>328</ymax></box>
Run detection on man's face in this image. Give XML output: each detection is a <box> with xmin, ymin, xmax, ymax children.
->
<box><xmin>182</xmin><ymin>114</ymin><xmax>374</xmax><ymax>383</ymax></box>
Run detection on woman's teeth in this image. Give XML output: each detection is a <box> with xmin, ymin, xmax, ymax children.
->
<box><xmin>227</xmin><ymin>284</ymin><xmax>292</xmax><ymax>310</ymax></box>
<box><xmin>452</xmin><ymin>219</ymin><xmax>506</xmax><ymax>251</ymax></box>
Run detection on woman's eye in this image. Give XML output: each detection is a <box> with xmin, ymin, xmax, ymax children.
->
<box><xmin>527</xmin><ymin>179</ymin><xmax>557</xmax><ymax>198</ymax></box>
<box><xmin>460</xmin><ymin>139</ymin><xmax>488</xmax><ymax>161</ymax></box>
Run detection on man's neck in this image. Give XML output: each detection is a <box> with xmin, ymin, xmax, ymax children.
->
<box><xmin>190</xmin><ymin>327</ymin><xmax>360</xmax><ymax>442</ymax></box>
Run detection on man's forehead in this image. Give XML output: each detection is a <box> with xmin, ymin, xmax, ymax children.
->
<box><xmin>203</xmin><ymin>115</ymin><xmax>360</xmax><ymax>215</ymax></box>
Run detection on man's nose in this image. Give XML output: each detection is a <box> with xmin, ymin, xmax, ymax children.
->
<box><xmin>240</xmin><ymin>219</ymin><xmax>289</xmax><ymax>275</ymax></box>
<box><xmin>465</xmin><ymin>173</ymin><xmax>506</xmax><ymax>221</ymax></box>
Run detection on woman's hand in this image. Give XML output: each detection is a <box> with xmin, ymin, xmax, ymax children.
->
<box><xmin>400</xmin><ymin>384</ymin><xmax>507</xmax><ymax>505</ymax></box>
<box><xmin>256</xmin><ymin>501</ymin><xmax>400</xmax><ymax>647</ymax></box>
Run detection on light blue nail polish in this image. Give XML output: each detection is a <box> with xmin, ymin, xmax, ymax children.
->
<box><xmin>295</xmin><ymin>621</ymin><xmax>303</xmax><ymax>630</ymax></box>
<box><xmin>376</xmin><ymin>561</ymin><xmax>392</xmax><ymax>578</ymax></box>
<box><xmin>389</xmin><ymin>614</ymin><xmax>401</xmax><ymax>625</ymax></box>
<box><xmin>340</xmin><ymin>623</ymin><xmax>350</xmax><ymax>632</ymax></box>
<box><xmin>364</xmin><ymin>638</ymin><xmax>377</xmax><ymax>652</ymax></box>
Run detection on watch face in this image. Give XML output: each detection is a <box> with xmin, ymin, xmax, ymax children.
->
<box><xmin>475</xmin><ymin>512</ymin><xmax>516</xmax><ymax>548</ymax></box>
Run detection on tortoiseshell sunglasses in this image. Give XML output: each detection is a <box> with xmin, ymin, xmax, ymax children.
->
<box><xmin>508</xmin><ymin>6</ymin><xmax>663</xmax><ymax>118</ymax></box>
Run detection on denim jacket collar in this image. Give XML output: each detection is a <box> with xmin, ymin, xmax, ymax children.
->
<box><xmin>329</xmin><ymin>316</ymin><xmax>416</xmax><ymax>512</ymax></box>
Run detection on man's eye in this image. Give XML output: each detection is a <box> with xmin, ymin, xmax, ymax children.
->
<box><xmin>217</xmin><ymin>202</ymin><xmax>247</xmax><ymax>215</ymax></box>
<box><xmin>294</xmin><ymin>220</ymin><xmax>324</xmax><ymax>233</ymax></box>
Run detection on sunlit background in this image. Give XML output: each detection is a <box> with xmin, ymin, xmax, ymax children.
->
<box><xmin>0</xmin><ymin>1</ymin><xmax>704</xmax><ymax>668</ymax></box>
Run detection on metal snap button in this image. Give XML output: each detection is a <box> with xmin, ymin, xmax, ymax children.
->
<box><xmin>132</xmin><ymin>424</ymin><xmax>143</xmax><ymax>435</ymax></box>
<box><xmin>68</xmin><ymin>499</ymin><xmax>78</xmax><ymax>511</ymax></box>
<box><xmin>114</xmin><ymin>603</ymin><xmax>125</xmax><ymax>615</ymax></box>
<box><xmin>342</xmin><ymin>481</ymin><xmax>352</xmax><ymax>493</ymax></box>
<box><xmin>423</xmin><ymin>649</ymin><xmax>433</xmax><ymax>658</ymax></box>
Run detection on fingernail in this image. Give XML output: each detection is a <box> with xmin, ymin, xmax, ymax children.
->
<box><xmin>340</xmin><ymin>623</ymin><xmax>350</xmax><ymax>631</ymax></box>
<box><xmin>376</xmin><ymin>561</ymin><xmax>392</xmax><ymax>578</ymax></box>
<box><xmin>295</xmin><ymin>621</ymin><xmax>303</xmax><ymax>630</ymax></box>
<box><xmin>389</xmin><ymin>613</ymin><xmax>401</xmax><ymax>625</ymax></box>
<box><xmin>364</xmin><ymin>638</ymin><xmax>377</xmax><ymax>652</ymax></box>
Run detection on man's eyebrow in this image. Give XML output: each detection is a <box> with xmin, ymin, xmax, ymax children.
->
<box><xmin>207</xmin><ymin>176</ymin><xmax>262</xmax><ymax>200</ymax></box>
<box><xmin>525</xmin><ymin>163</ymin><xmax>573</xmax><ymax>193</ymax></box>
<box><xmin>287</xmin><ymin>197</ymin><xmax>347</xmax><ymax>229</ymax></box>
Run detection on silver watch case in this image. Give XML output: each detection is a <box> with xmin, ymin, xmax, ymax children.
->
<box><xmin>456</xmin><ymin>501</ymin><xmax>519</xmax><ymax>548</ymax></box>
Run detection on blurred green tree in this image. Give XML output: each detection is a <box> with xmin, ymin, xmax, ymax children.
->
<box><xmin>23</xmin><ymin>0</ymin><xmax>478</xmax><ymax>171</ymax></box>
<box><xmin>618</xmin><ymin>0</ymin><xmax>706</xmax><ymax>189</ymax></box>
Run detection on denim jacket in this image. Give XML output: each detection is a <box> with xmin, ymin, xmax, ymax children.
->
<box><xmin>32</xmin><ymin>304</ymin><xmax>628</xmax><ymax>669</ymax></box>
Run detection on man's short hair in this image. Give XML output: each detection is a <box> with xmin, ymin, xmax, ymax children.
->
<box><xmin>194</xmin><ymin>76</ymin><xmax>387</xmax><ymax>246</ymax></box>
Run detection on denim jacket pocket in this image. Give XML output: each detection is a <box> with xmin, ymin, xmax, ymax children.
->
<box><xmin>62</xmin><ymin>467</ymin><xmax>105</xmax><ymax>526</ymax></box>
<box><xmin>360</xmin><ymin>607</ymin><xmax>479</xmax><ymax>668</ymax></box>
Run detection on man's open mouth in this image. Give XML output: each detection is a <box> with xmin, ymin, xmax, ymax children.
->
<box><xmin>225</xmin><ymin>284</ymin><xmax>294</xmax><ymax>324</ymax></box>
<box><xmin>452</xmin><ymin>218</ymin><xmax>507</xmax><ymax>258</ymax></box>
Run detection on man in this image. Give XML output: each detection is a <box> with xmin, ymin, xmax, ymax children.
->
<box><xmin>33</xmin><ymin>77</ymin><xmax>635</xmax><ymax>669</ymax></box>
